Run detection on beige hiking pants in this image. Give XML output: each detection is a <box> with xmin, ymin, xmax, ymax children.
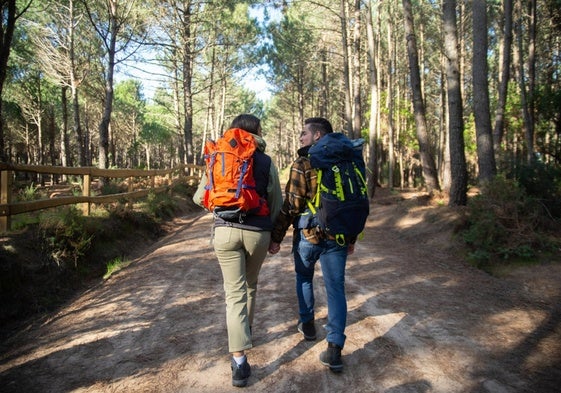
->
<box><xmin>213</xmin><ymin>226</ymin><xmax>271</xmax><ymax>353</ymax></box>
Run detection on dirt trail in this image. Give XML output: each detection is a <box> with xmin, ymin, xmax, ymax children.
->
<box><xmin>1</xmin><ymin>190</ymin><xmax>560</xmax><ymax>393</ymax></box>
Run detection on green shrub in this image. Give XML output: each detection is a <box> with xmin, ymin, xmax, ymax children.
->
<box><xmin>101</xmin><ymin>181</ymin><xmax>124</xmax><ymax>195</ymax></box>
<box><xmin>39</xmin><ymin>206</ymin><xmax>94</xmax><ymax>269</ymax></box>
<box><xmin>144</xmin><ymin>191</ymin><xmax>178</xmax><ymax>220</ymax></box>
<box><xmin>17</xmin><ymin>183</ymin><xmax>40</xmax><ymax>201</ymax></box>
<box><xmin>514</xmin><ymin>161</ymin><xmax>561</xmax><ymax>219</ymax></box>
<box><xmin>11</xmin><ymin>213</ymin><xmax>40</xmax><ymax>230</ymax></box>
<box><xmin>462</xmin><ymin>176</ymin><xmax>558</xmax><ymax>268</ymax></box>
<box><xmin>171</xmin><ymin>182</ymin><xmax>196</xmax><ymax>197</ymax></box>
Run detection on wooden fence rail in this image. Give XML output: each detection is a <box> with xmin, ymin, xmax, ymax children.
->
<box><xmin>0</xmin><ymin>163</ymin><xmax>205</xmax><ymax>232</ymax></box>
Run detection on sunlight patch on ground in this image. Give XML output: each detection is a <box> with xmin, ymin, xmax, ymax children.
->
<box><xmin>345</xmin><ymin>313</ymin><xmax>407</xmax><ymax>350</ymax></box>
<box><xmin>0</xmin><ymin>321</ymin><xmax>151</xmax><ymax>374</ymax></box>
<box><xmin>524</xmin><ymin>323</ymin><xmax>561</xmax><ymax>373</ymax></box>
<box><xmin>395</xmin><ymin>211</ymin><xmax>426</xmax><ymax>228</ymax></box>
<box><xmin>483</xmin><ymin>308</ymin><xmax>547</xmax><ymax>348</ymax></box>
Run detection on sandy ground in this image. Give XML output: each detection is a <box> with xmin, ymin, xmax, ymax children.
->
<box><xmin>1</xmin><ymin>190</ymin><xmax>560</xmax><ymax>393</ymax></box>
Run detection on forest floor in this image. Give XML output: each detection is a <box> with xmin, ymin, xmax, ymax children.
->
<box><xmin>0</xmin><ymin>187</ymin><xmax>560</xmax><ymax>393</ymax></box>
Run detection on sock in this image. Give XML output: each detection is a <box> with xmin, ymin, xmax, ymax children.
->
<box><xmin>233</xmin><ymin>355</ymin><xmax>246</xmax><ymax>366</ymax></box>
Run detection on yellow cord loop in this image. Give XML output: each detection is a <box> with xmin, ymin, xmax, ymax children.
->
<box><xmin>335</xmin><ymin>234</ymin><xmax>346</xmax><ymax>246</ymax></box>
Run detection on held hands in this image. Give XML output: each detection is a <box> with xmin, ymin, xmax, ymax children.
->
<box><xmin>269</xmin><ymin>240</ymin><xmax>353</xmax><ymax>255</ymax></box>
<box><xmin>268</xmin><ymin>241</ymin><xmax>281</xmax><ymax>255</ymax></box>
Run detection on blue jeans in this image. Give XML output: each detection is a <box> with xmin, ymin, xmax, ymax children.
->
<box><xmin>293</xmin><ymin>229</ymin><xmax>348</xmax><ymax>348</ymax></box>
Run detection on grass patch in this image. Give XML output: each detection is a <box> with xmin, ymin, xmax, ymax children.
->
<box><xmin>103</xmin><ymin>257</ymin><xmax>132</xmax><ymax>279</ymax></box>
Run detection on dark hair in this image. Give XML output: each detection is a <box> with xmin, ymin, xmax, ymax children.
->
<box><xmin>230</xmin><ymin>114</ymin><xmax>261</xmax><ymax>135</ymax></box>
<box><xmin>304</xmin><ymin>117</ymin><xmax>333</xmax><ymax>136</ymax></box>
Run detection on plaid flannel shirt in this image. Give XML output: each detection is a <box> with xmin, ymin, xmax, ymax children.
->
<box><xmin>271</xmin><ymin>146</ymin><xmax>317</xmax><ymax>243</ymax></box>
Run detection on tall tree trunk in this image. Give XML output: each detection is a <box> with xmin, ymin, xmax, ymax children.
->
<box><xmin>182</xmin><ymin>2</ymin><xmax>195</xmax><ymax>166</ymax></box>
<box><xmin>351</xmin><ymin>0</ymin><xmax>361</xmax><ymax>140</ymax></box>
<box><xmin>60</xmin><ymin>86</ymin><xmax>69</xmax><ymax>168</ymax></box>
<box><xmin>320</xmin><ymin>48</ymin><xmax>328</xmax><ymax>117</ymax></box>
<box><xmin>366</xmin><ymin>0</ymin><xmax>379</xmax><ymax>198</ymax></box>
<box><xmin>443</xmin><ymin>0</ymin><xmax>467</xmax><ymax>205</ymax></box>
<box><xmin>514</xmin><ymin>0</ymin><xmax>533</xmax><ymax>163</ymax></box>
<box><xmin>96</xmin><ymin>0</ymin><xmax>120</xmax><ymax>171</ymax></box>
<box><xmin>493</xmin><ymin>0</ymin><xmax>513</xmax><ymax>153</ymax></box>
<box><xmin>200</xmin><ymin>38</ymin><xmax>217</xmax><ymax>163</ymax></box>
<box><xmin>0</xmin><ymin>0</ymin><xmax>21</xmax><ymax>162</ymax></box>
<box><xmin>458</xmin><ymin>1</ymin><xmax>467</xmax><ymax>107</ymax></box>
<box><xmin>402</xmin><ymin>0</ymin><xmax>440</xmax><ymax>194</ymax></box>
<box><xmin>218</xmin><ymin>75</ymin><xmax>226</xmax><ymax>135</ymax></box>
<box><xmin>48</xmin><ymin>105</ymin><xmax>57</xmax><ymax>167</ymax></box>
<box><xmin>36</xmin><ymin>80</ymin><xmax>44</xmax><ymax>168</ymax></box>
<box><xmin>387</xmin><ymin>11</ymin><xmax>395</xmax><ymax>189</ymax></box>
<box><xmin>340</xmin><ymin>0</ymin><xmax>352</xmax><ymax>135</ymax></box>
<box><xmin>527</xmin><ymin>0</ymin><xmax>537</xmax><ymax>163</ymax></box>
<box><xmin>69</xmin><ymin>0</ymin><xmax>84</xmax><ymax>166</ymax></box>
<box><xmin>440</xmin><ymin>51</ymin><xmax>451</xmax><ymax>192</ymax></box>
<box><xmin>297</xmin><ymin>65</ymin><xmax>304</xmax><ymax>127</ymax></box>
<box><xmin>172</xmin><ymin>65</ymin><xmax>185</xmax><ymax>161</ymax></box>
<box><xmin>472</xmin><ymin>0</ymin><xmax>496</xmax><ymax>182</ymax></box>
<box><xmin>99</xmin><ymin>61</ymin><xmax>114</xmax><ymax>170</ymax></box>
<box><xmin>72</xmin><ymin>86</ymin><xmax>84</xmax><ymax>166</ymax></box>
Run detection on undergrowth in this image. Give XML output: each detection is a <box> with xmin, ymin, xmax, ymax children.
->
<box><xmin>462</xmin><ymin>173</ymin><xmax>561</xmax><ymax>273</ymax></box>
<box><xmin>0</xmin><ymin>182</ymin><xmax>199</xmax><ymax>332</ymax></box>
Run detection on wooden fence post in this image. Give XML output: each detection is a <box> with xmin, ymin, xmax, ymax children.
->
<box><xmin>128</xmin><ymin>176</ymin><xmax>134</xmax><ymax>209</ymax></box>
<box><xmin>0</xmin><ymin>169</ymin><xmax>12</xmax><ymax>232</ymax></box>
<box><xmin>82</xmin><ymin>173</ymin><xmax>91</xmax><ymax>216</ymax></box>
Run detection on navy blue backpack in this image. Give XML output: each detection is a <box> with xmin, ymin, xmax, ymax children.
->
<box><xmin>307</xmin><ymin>132</ymin><xmax>370</xmax><ymax>245</ymax></box>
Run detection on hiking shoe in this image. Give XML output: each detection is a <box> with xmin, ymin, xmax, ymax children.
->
<box><xmin>319</xmin><ymin>342</ymin><xmax>343</xmax><ymax>373</ymax></box>
<box><xmin>297</xmin><ymin>320</ymin><xmax>317</xmax><ymax>341</ymax></box>
<box><xmin>231</xmin><ymin>357</ymin><xmax>251</xmax><ymax>387</ymax></box>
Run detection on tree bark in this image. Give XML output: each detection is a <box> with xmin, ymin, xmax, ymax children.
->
<box><xmin>514</xmin><ymin>0</ymin><xmax>533</xmax><ymax>163</ymax></box>
<box><xmin>366</xmin><ymin>0</ymin><xmax>379</xmax><ymax>198</ymax></box>
<box><xmin>351</xmin><ymin>0</ymin><xmax>361</xmax><ymax>140</ymax></box>
<box><xmin>527</xmin><ymin>0</ymin><xmax>537</xmax><ymax>163</ymax></box>
<box><xmin>182</xmin><ymin>2</ymin><xmax>194</xmax><ymax>166</ymax></box>
<box><xmin>493</xmin><ymin>0</ymin><xmax>513</xmax><ymax>153</ymax></box>
<box><xmin>60</xmin><ymin>86</ymin><xmax>69</xmax><ymax>168</ymax></box>
<box><xmin>68</xmin><ymin>0</ymin><xmax>85</xmax><ymax>166</ymax></box>
<box><xmin>440</xmin><ymin>50</ymin><xmax>451</xmax><ymax>192</ymax></box>
<box><xmin>387</xmin><ymin>12</ymin><xmax>395</xmax><ymax>189</ymax></box>
<box><xmin>0</xmin><ymin>0</ymin><xmax>29</xmax><ymax>162</ymax></box>
<box><xmin>402</xmin><ymin>0</ymin><xmax>440</xmax><ymax>194</ymax></box>
<box><xmin>340</xmin><ymin>0</ymin><xmax>353</xmax><ymax>135</ymax></box>
<box><xmin>98</xmin><ymin>7</ymin><xmax>118</xmax><ymax>171</ymax></box>
<box><xmin>442</xmin><ymin>0</ymin><xmax>467</xmax><ymax>205</ymax></box>
<box><xmin>472</xmin><ymin>0</ymin><xmax>496</xmax><ymax>182</ymax></box>
<box><xmin>320</xmin><ymin>48</ymin><xmax>328</xmax><ymax>117</ymax></box>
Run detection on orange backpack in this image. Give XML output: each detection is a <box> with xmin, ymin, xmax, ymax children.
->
<box><xmin>203</xmin><ymin>128</ymin><xmax>269</xmax><ymax>222</ymax></box>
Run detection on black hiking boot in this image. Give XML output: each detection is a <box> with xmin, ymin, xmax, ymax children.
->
<box><xmin>319</xmin><ymin>342</ymin><xmax>343</xmax><ymax>373</ymax></box>
<box><xmin>231</xmin><ymin>357</ymin><xmax>251</xmax><ymax>387</ymax></box>
<box><xmin>297</xmin><ymin>319</ymin><xmax>317</xmax><ymax>341</ymax></box>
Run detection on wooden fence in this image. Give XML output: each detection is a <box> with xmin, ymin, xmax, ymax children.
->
<box><xmin>0</xmin><ymin>163</ymin><xmax>204</xmax><ymax>232</ymax></box>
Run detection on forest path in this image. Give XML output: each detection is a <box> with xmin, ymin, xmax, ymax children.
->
<box><xmin>1</xmin><ymin>189</ymin><xmax>560</xmax><ymax>393</ymax></box>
